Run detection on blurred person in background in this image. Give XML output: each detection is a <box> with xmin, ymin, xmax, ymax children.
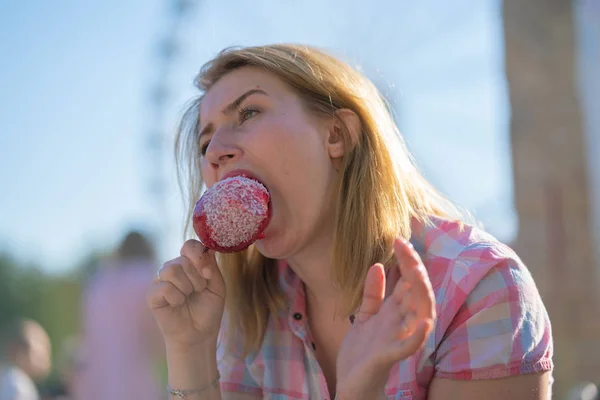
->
<box><xmin>73</xmin><ymin>230</ymin><xmax>164</xmax><ymax>400</ymax></box>
<box><xmin>38</xmin><ymin>336</ymin><xmax>83</xmax><ymax>400</ymax></box>
<box><xmin>148</xmin><ymin>44</ymin><xmax>553</xmax><ymax>399</ymax></box>
<box><xmin>0</xmin><ymin>319</ymin><xmax>52</xmax><ymax>400</ymax></box>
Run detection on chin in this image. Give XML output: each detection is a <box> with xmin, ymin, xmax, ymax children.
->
<box><xmin>253</xmin><ymin>240</ymin><xmax>284</xmax><ymax>260</ymax></box>
<box><xmin>253</xmin><ymin>235</ymin><xmax>294</xmax><ymax>260</ymax></box>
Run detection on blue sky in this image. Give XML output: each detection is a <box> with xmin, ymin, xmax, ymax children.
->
<box><xmin>0</xmin><ymin>0</ymin><xmax>516</xmax><ymax>273</ymax></box>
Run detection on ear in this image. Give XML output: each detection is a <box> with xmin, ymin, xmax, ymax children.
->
<box><xmin>326</xmin><ymin>108</ymin><xmax>361</xmax><ymax>159</ymax></box>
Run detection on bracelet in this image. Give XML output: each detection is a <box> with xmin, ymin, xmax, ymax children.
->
<box><xmin>167</xmin><ymin>372</ymin><xmax>220</xmax><ymax>398</ymax></box>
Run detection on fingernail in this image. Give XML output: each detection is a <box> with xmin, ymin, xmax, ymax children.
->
<box><xmin>399</xmin><ymin>237</ymin><xmax>412</xmax><ymax>246</ymax></box>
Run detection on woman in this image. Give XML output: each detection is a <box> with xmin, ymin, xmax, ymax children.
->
<box><xmin>147</xmin><ymin>44</ymin><xmax>553</xmax><ymax>399</ymax></box>
<box><xmin>76</xmin><ymin>231</ymin><xmax>164</xmax><ymax>400</ymax></box>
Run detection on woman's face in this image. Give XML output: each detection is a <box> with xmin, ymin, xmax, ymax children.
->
<box><xmin>199</xmin><ymin>67</ymin><xmax>344</xmax><ymax>259</ymax></box>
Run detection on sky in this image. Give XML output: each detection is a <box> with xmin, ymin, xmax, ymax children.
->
<box><xmin>0</xmin><ymin>0</ymin><xmax>516</xmax><ymax>273</ymax></box>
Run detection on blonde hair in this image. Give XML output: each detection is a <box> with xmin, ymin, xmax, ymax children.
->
<box><xmin>175</xmin><ymin>44</ymin><xmax>464</xmax><ymax>355</ymax></box>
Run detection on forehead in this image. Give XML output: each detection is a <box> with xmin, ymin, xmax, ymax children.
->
<box><xmin>199</xmin><ymin>67</ymin><xmax>292</xmax><ymax>120</ymax></box>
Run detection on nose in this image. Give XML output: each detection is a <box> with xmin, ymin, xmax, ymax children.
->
<box><xmin>204</xmin><ymin>130</ymin><xmax>243</xmax><ymax>170</ymax></box>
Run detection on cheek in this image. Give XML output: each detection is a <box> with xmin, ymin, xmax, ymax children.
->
<box><xmin>241</xmin><ymin>118</ymin><xmax>294</xmax><ymax>176</ymax></box>
<box><xmin>200</xmin><ymin>160</ymin><xmax>216</xmax><ymax>186</ymax></box>
<box><xmin>264</xmin><ymin>114</ymin><xmax>324</xmax><ymax>162</ymax></box>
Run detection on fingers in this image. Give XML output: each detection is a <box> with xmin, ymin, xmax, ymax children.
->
<box><xmin>393</xmin><ymin>238</ymin><xmax>422</xmax><ymax>281</ymax></box>
<box><xmin>147</xmin><ymin>240</ymin><xmax>227</xmax><ymax>313</ymax></box>
<box><xmin>181</xmin><ymin>239</ymin><xmax>226</xmax><ymax>299</ymax></box>
<box><xmin>158</xmin><ymin>259</ymin><xmax>195</xmax><ymax>296</ymax></box>
<box><xmin>355</xmin><ymin>263</ymin><xmax>386</xmax><ymax>324</ymax></box>
<box><xmin>393</xmin><ymin>238</ymin><xmax>436</xmax><ymax>320</ymax></box>
<box><xmin>178</xmin><ymin>255</ymin><xmax>208</xmax><ymax>292</ymax></box>
<box><xmin>385</xmin><ymin>237</ymin><xmax>436</xmax><ymax>346</ymax></box>
<box><xmin>392</xmin><ymin>281</ymin><xmax>414</xmax><ymax>315</ymax></box>
<box><xmin>147</xmin><ymin>281</ymin><xmax>186</xmax><ymax>309</ymax></box>
<box><xmin>148</xmin><ymin>256</ymin><xmax>197</xmax><ymax>310</ymax></box>
<box><xmin>389</xmin><ymin>319</ymin><xmax>433</xmax><ymax>361</ymax></box>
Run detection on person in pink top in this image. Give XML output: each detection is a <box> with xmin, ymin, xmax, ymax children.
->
<box><xmin>75</xmin><ymin>231</ymin><xmax>164</xmax><ymax>400</ymax></box>
<box><xmin>147</xmin><ymin>44</ymin><xmax>553</xmax><ymax>399</ymax></box>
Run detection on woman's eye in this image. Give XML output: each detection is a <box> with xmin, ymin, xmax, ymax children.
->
<box><xmin>200</xmin><ymin>141</ymin><xmax>210</xmax><ymax>156</ymax></box>
<box><xmin>239</xmin><ymin>107</ymin><xmax>260</xmax><ymax>123</ymax></box>
<box><xmin>200</xmin><ymin>108</ymin><xmax>259</xmax><ymax>156</ymax></box>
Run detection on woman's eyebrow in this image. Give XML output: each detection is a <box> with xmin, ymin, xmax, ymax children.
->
<box><xmin>199</xmin><ymin>89</ymin><xmax>269</xmax><ymax>139</ymax></box>
<box><xmin>221</xmin><ymin>88</ymin><xmax>268</xmax><ymax>115</ymax></box>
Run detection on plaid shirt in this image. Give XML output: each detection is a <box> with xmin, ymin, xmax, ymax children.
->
<box><xmin>217</xmin><ymin>217</ymin><xmax>553</xmax><ymax>399</ymax></box>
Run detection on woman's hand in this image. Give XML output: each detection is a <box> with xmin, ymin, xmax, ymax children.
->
<box><xmin>336</xmin><ymin>238</ymin><xmax>436</xmax><ymax>398</ymax></box>
<box><xmin>146</xmin><ymin>240</ymin><xmax>226</xmax><ymax>352</ymax></box>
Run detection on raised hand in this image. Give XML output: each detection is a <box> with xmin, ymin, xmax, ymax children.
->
<box><xmin>146</xmin><ymin>240</ymin><xmax>226</xmax><ymax>350</ymax></box>
<box><xmin>336</xmin><ymin>238</ymin><xmax>436</xmax><ymax>397</ymax></box>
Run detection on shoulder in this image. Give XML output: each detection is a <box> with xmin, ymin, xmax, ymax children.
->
<box><xmin>413</xmin><ymin>217</ymin><xmax>536</xmax><ymax>311</ymax></box>
<box><xmin>0</xmin><ymin>366</ymin><xmax>38</xmax><ymax>399</ymax></box>
<box><xmin>411</xmin><ymin>217</ymin><xmax>553</xmax><ymax>379</ymax></box>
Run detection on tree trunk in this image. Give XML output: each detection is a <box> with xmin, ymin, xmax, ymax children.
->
<box><xmin>503</xmin><ymin>0</ymin><xmax>600</xmax><ymax>396</ymax></box>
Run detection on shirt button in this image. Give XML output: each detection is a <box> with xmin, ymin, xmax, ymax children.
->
<box><xmin>293</xmin><ymin>312</ymin><xmax>302</xmax><ymax>320</ymax></box>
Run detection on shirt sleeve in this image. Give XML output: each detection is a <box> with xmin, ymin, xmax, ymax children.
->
<box><xmin>433</xmin><ymin>243</ymin><xmax>554</xmax><ymax>380</ymax></box>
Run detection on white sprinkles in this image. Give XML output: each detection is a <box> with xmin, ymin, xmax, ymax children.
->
<box><xmin>202</xmin><ymin>176</ymin><xmax>269</xmax><ymax>247</ymax></box>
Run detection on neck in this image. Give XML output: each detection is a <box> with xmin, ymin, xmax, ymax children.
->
<box><xmin>286</xmin><ymin>231</ymin><xmax>342</xmax><ymax>315</ymax></box>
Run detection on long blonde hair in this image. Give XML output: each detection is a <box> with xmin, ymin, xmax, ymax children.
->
<box><xmin>175</xmin><ymin>44</ymin><xmax>463</xmax><ymax>355</ymax></box>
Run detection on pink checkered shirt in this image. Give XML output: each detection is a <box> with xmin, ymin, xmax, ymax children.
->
<box><xmin>217</xmin><ymin>217</ymin><xmax>553</xmax><ymax>399</ymax></box>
